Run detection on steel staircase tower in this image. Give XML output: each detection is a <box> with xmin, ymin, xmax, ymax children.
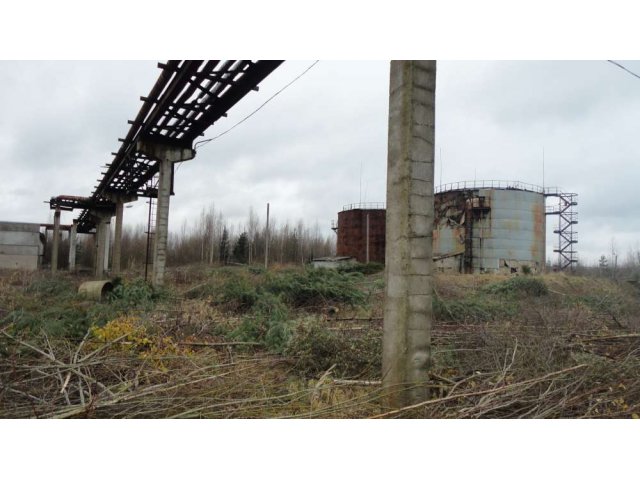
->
<box><xmin>545</xmin><ymin>189</ymin><xmax>578</xmax><ymax>271</ymax></box>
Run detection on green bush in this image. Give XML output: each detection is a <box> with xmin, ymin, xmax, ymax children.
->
<box><xmin>285</xmin><ymin>317</ymin><xmax>381</xmax><ymax>378</ymax></box>
<box><xmin>218</xmin><ymin>275</ymin><xmax>259</xmax><ymax>312</ymax></box>
<box><xmin>483</xmin><ymin>276</ymin><xmax>548</xmax><ymax>297</ymax></box>
<box><xmin>26</xmin><ymin>277</ymin><xmax>75</xmax><ymax>298</ymax></box>
<box><xmin>337</xmin><ymin>262</ymin><xmax>384</xmax><ymax>275</ymax></box>
<box><xmin>184</xmin><ymin>270</ymin><xmax>259</xmax><ymax>311</ymax></box>
<box><xmin>264</xmin><ymin>268</ymin><xmax>366</xmax><ymax>308</ymax></box>
<box><xmin>7</xmin><ymin>304</ymin><xmax>93</xmax><ymax>339</ymax></box>
<box><xmin>6</xmin><ymin>278</ymin><xmax>164</xmax><ymax>340</ymax></box>
<box><xmin>433</xmin><ymin>295</ymin><xmax>518</xmax><ymax>323</ymax></box>
<box><xmin>108</xmin><ymin>279</ymin><xmax>158</xmax><ymax>307</ymax></box>
<box><xmin>231</xmin><ymin>291</ymin><xmax>291</xmax><ymax>353</ymax></box>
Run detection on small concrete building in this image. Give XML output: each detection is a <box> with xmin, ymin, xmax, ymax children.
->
<box><xmin>0</xmin><ymin>222</ymin><xmax>44</xmax><ymax>270</ymax></box>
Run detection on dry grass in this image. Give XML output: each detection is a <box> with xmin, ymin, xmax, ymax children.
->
<box><xmin>2</xmin><ymin>268</ymin><xmax>640</xmax><ymax>418</ymax></box>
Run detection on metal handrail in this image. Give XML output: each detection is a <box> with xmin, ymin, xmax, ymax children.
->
<box><xmin>342</xmin><ymin>202</ymin><xmax>386</xmax><ymax>211</ymax></box>
<box><xmin>435</xmin><ymin>180</ymin><xmax>555</xmax><ymax>195</ymax></box>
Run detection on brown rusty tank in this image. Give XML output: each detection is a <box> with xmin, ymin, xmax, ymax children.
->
<box><xmin>336</xmin><ymin>204</ymin><xmax>386</xmax><ymax>263</ymax></box>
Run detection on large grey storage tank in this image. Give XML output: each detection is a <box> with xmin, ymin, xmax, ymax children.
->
<box><xmin>433</xmin><ymin>181</ymin><xmax>546</xmax><ymax>274</ymax></box>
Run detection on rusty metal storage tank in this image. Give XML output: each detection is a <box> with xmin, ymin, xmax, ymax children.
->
<box><xmin>433</xmin><ymin>180</ymin><xmax>546</xmax><ymax>274</ymax></box>
<box><xmin>335</xmin><ymin>203</ymin><xmax>386</xmax><ymax>263</ymax></box>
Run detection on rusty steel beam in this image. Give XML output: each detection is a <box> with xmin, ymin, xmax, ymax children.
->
<box><xmin>68</xmin><ymin>60</ymin><xmax>282</xmax><ymax>233</ymax></box>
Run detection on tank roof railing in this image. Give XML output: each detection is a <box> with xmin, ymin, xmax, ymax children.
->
<box><xmin>435</xmin><ymin>180</ymin><xmax>561</xmax><ymax>195</ymax></box>
<box><xmin>341</xmin><ymin>202</ymin><xmax>386</xmax><ymax>211</ymax></box>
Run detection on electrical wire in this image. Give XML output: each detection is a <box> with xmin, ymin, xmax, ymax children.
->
<box><xmin>607</xmin><ymin>60</ymin><xmax>640</xmax><ymax>81</ymax></box>
<box><xmin>193</xmin><ymin>60</ymin><xmax>319</xmax><ymax>150</ymax></box>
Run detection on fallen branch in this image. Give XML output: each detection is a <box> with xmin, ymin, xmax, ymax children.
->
<box><xmin>371</xmin><ymin>364</ymin><xmax>589</xmax><ymax>419</ymax></box>
<box><xmin>333</xmin><ymin>379</ymin><xmax>382</xmax><ymax>386</ymax></box>
<box><xmin>178</xmin><ymin>341</ymin><xmax>262</xmax><ymax>347</ymax></box>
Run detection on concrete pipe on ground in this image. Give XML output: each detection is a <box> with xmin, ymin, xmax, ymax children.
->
<box><xmin>78</xmin><ymin>280</ymin><xmax>114</xmax><ymax>301</ymax></box>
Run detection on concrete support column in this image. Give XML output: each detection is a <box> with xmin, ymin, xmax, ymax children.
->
<box><xmin>94</xmin><ymin>216</ymin><xmax>111</xmax><ymax>279</ymax></box>
<box><xmin>104</xmin><ymin>193</ymin><xmax>137</xmax><ymax>276</ymax></box>
<box><xmin>51</xmin><ymin>208</ymin><xmax>61</xmax><ymax>273</ymax></box>
<box><xmin>136</xmin><ymin>139</ymin><xmax>194</xmax><ymax>288</ymax></box>
<box><xmin>152</xmin><ymin>158</ymin><xmax>172</xmax><ymax>287</ymax></box>
<box><xmin>68</xmin><ymin>220</ymin><xmax>77</xmax><ymax>271</ymax></box>
<box><xmin>382</xmin><ymin>60</ymin><xmax>436</xmax><ymax>408</ymax></box>
<box><xmin>104</xmin><ymin>222</ymin><xmax>110</xmax><ymax>273</ymax></box>
<box><xmin>112</xmin><ymin>201</ymin><xmax>124</xmax><ymax>275</ymax></box>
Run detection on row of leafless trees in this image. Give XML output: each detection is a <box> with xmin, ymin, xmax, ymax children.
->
<box><xmin>574</xmin><ymin>243</ymin><xmax>640</xmax><ymax>280</ymax></box>
<box><xmin>73</xmin><ymin>204</ymin><xmax>335</xmax><ymax>270</ymax></box>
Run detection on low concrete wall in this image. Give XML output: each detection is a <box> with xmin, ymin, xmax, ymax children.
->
<box><xmin>0</xmin><ymin>222</ymin><xmax>43</xmax><ymax>270</ymax></box>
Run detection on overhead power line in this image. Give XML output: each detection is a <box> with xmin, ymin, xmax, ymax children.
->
<box><xmin>194</xmin><ymin>60</ymin><xmax>320</xmax><ymax>150</ymax></box>
<box><xmin>607</xmin><ymin>60</ymin><xmax>640</xmax><ymax>81</ymax></box>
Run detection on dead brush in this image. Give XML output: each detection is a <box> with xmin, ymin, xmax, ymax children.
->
<box><xmin>0</xmin><ymin>321</ymin><xmax>385</xmax><ymax>419</ymax></box>
<box><xmin>375</xmin><ymin>312</ymin><xmax>640</xmax><ymax>419</ymax></box>
<box><xmin>4</xmin><ymin>270</ymin><xmax>640</xmax><ymax>419</ymax></box>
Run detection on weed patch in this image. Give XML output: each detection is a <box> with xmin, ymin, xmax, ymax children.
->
<box><xmin>337</xmin><ymin>262</ymin><xmax>384</xmax><ymax>275</ymax></box>
<box><xmin>483</xmin><ymin>276</ymin><xmax>549</xmax><ymax>297</ymax></box>
<box><xmin>286</xmin><ymin>317</ymin><xmax>381</xmax><ymax>378</ymax></box>
<box><xmin>433</xmin><ymin>295</ymin><xmax>518</xmax><ymax>323</ymax></box>
<box><xmin>264</xmin><ymin>268</ymin><xmax>366</xmax><ymax>308</ymax></box>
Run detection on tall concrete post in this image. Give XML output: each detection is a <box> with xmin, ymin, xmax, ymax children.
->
<box><xmin>382</xmin><ymin>60</ymin><xmax>436</xmax><ymax>408</ymax></box>
<box><xmin>264</xmin><ymin>202</ymin><xmax>270</xmax><ymax>269</ymax></box>
<box><xmin>103</xmin><ymin>222</ymin><xmax>110</xmax><ymax>273</ymax></box>
<box><xmin>136</xmin><ymin>140</ymin><xmax>194</xmax><ymax>288</ymax></box>
<box><xmin>112</xmin><ymin>201</ymin><xmax>124</xmax><ymax>275</ymax></box>
<box><xmin>68</xmin><ymin>220</ymin><xmax>77</xmax><ymax>271</ymax></box>
<box><xmin>51</xmin><ymin>208</ymin><xmax>61</xmax><ymax>273</ymax></box>
<box><xmin>94</xmin><ymin>216</ymin><xmax>111</xmax><ymax>279</ymax></box>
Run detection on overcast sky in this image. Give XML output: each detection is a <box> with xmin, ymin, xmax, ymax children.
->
<box><xmin>0</xmin><ymin>60</ymin><xmax>638</xmax><ymax>265</ymax></box>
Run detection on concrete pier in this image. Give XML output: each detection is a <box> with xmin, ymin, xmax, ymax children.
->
<box><xmin>105</xmin><ymin>192</ymin><xmax>136</xmax><ymax>276</ymax></box>
<box><xmin>152</xmin><ymin>157</ymin><xmax>172</xmax><ymax>287</ymax></box>
<box><xmin>94</xmin><ymin>215</ymin><xmax>111</xmax><ymax>279</ymax></box>
<box><xmin>51</xmin><ymin>208</ymin><xmax>61</xmax><ymax>273</ymax></box>
<box><xmin>382</xmin><ymin>60</ymin><xmax>436</xmax><ymax>407</ymax></box>
<box><xmin>136</xmin><ymin>139</ymin><xmax>194</xmax><ymax>287</ymax></box>
<box><xmin>112</xmin><ymin>201</ymin><xmax>124</xmax><ymax>275</ymax></box>
<box><xmin>68</xmin><ymin>220</ymin><xmax>77</xmax><ymax>271</ymax></box>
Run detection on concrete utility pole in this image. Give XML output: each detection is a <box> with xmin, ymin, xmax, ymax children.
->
<box><xmin>264</xmin><ymin>202</ymin><xmax>270</xmax><ymax>269</ymax></box>
<box><xmin>136</xmin><ymin>140</ymin><xmax>194</xmax><ymax>288</ymax></box>
<box><xmin>382</xmin><ymin>60</ymin><xmax>436</xmax><ymax>408</ymax></box>
<box><xmin>51</xmin><ymin>208</ymin><xmax>61</xmax><ymax>273</ymax></box>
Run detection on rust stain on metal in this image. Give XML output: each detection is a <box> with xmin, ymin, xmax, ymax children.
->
<box><xmin>531</xmin><ymin>201</ymin><xmax>545</xmax><ymax>261</ymax></box>
<box><xmin>336</xmin><ymin>208</ymin><xmax>386</xmax><ymax>263</ymax></box>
